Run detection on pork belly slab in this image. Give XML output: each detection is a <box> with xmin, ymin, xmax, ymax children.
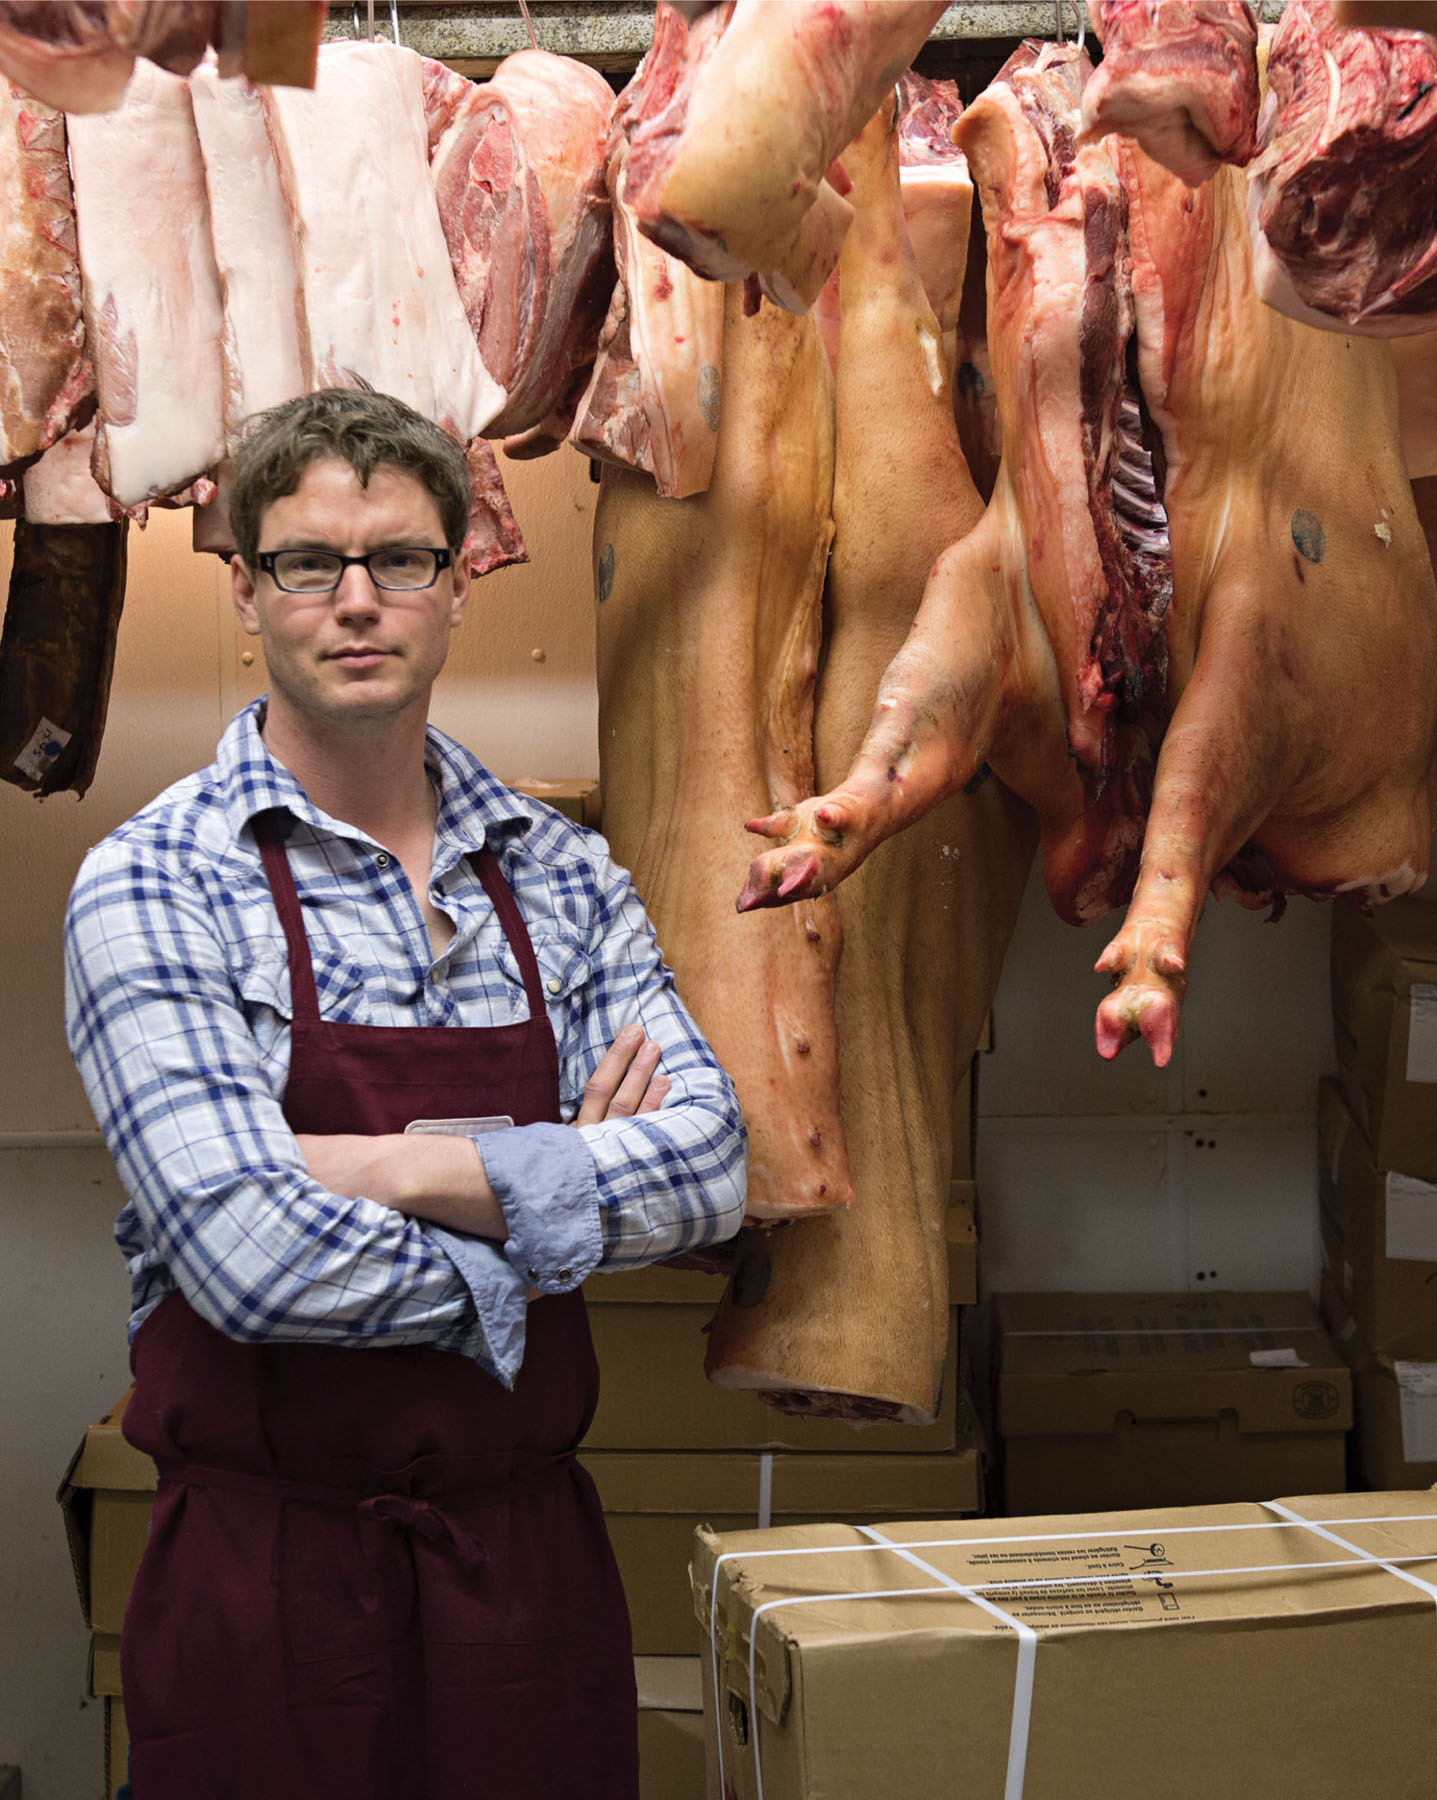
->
<box><xmin>595</xmin><ymin>283</ymin><xmax>850</xmax><ymax>1220</ymax></box>
<box><xmin>706</xmin><ymin>97</ymin><xmax>1033</xmax><ymax>1423</ymax></box>
<box><xmin>264</xmin><ymin>41</ymin><xmax>506</xmax><ymax>445</ymax></box>
<box><xmin>66</xmin><ymin>58</ymin><xmax>226</xmax><ymax>506</ymax></box>
<box><xmin>0</xmin><ymin>82</ymin><xmax>89</xmax><ymax>473</ymax></box>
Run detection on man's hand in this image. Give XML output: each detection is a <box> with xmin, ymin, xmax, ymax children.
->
<box><xmin>576</xmin><ymin>1021</ymin><xmax>669</xmax><ymax>1124</ymax></box>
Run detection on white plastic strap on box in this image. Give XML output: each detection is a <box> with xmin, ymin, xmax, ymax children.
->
<box><xmin>1261</xmin><ymin>1500</ymin><xmax>1437</xmax><ymax>1605</ymax></box>
<box><xmin>706</xmin><ymin>1512</ymin><xmax>1437</xmax><ymax>1800</ymax></box>
<box><xmin>757</xmin><ymin>1452</ymin><xmax>774</xmax><ymax>1531</ymax></box>
<box><xmin>1002</xmin><ymin>1326</ymin><xmax>1331</xmax><ymax>1337</ymax></box>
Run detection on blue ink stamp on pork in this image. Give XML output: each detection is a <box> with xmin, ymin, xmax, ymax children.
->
<box><xmin>1291</xmin><ymin>509</ymin><xmax>1326</xmax><ymax>564</ymax></box>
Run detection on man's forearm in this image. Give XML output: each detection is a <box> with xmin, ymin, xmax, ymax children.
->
<box><xmin>295</xmin><ymin>1132</ymin><xmax>508</xmax><ymax>1239</ymax></box>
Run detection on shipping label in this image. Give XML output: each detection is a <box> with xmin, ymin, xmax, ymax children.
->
<box><xmin>1395</xmin><ymin>1362</ymin><xmax>1437</xmax><ymax>1465</ymax></box>
<box><xmin>1406</xmin><ymin>985</ymin><xmax>1437</xmax><ymax>1084</ymax></box>
<box><xmin>1385</xmin><ymin>1173</ymin><xmax>1437</xmax><ymax>1263</ymax></box>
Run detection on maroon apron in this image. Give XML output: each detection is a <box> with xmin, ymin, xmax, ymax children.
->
<box><xmin>119</xmin><ymin>809</ymin><xmax>638</xmax><ymax>1800</ymax></box>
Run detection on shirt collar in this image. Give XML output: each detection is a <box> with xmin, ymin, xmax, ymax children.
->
<box><xmin>216</xmin><ymin>700</ymin><xmax>534</xmax><ymax>853</ymax></box>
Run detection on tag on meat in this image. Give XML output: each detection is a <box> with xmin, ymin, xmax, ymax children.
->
<box><xmin>620</xmin><ymin>0</ymin><xmax>948</xmax><ymax>310</ymax></box>
<box><xmin>706</xmin><ymin>95</ymin><xmax>1033</xmax><ymax>1423</ymax></box>
<box><xmin>594</xmin><ymin>283</ymin><xmax>850</xmax><ymax>1220</ymax></box>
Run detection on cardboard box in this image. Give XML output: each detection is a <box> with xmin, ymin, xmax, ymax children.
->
<box><xmin>504</xmin><ymin>777</ymin><xmax>601</xmax><ymax>829</ymax></box>
<box><xmin>586</xmin><ymin>1302</ymin><xmax>961</xmax><ymax>1453</ymax></box>
<box><xmin>583</xmin><ymin>1419</ymin><xmax>983</xmax><ymax>1653</ymax></box>
<box><xmin>995</xmin><ymin>1291</ymin><xmax>1351</xmax><ymax>1515</ymax></box>
<box><xmin>1331</xmin><ymin>897</ymin><xmax>1437</xmax><ymax>1179</ymax></box>
<box><xmin>106</xmin><ymin>1698</ymin><xmax>128</xmax><ymax>1800</ymax></box>
<box><xmin>693</xmin><ymin>1490</ymin><xmax>1437</xmax><ymax>1800</ymax></box>
<box><xmin>1318</xmin><ymin>1078</ymin><xmax>1437</xmax><ymax>1364</ymax></box>
<box><xmin>636</xmin><ymin>1657</ymin><xmax>705</xmax><ymax>1800</ymax></box>
<box><xmin>57</xmin><ymin>1393</ymin><xmax>156</xmax><ymax>1634</ymax></box>
<box><xmin>1320</xmin><ymin>1271</ymin><xmax>1437</xmax><ymax>1490</ymax></box>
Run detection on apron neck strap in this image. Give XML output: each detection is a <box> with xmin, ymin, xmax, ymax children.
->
<box><xmin>471</xmin><ymin>843</ymin><xmax>548</xmax><ymax>1021</ymax></box>
<box><xmin>252</xmin><ymin>809</ymin><xmax>321</xmax><ymax>1024</ymax></box>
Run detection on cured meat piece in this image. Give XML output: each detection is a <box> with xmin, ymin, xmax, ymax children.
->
<box><xmin>705</xmin><ymin>97</ymin><xmax>1034</xmax><ymax>1422</ymax></box>
<box><xmin>569</xmin><ymin>114</ymin><xmax>723</xmax><ymax>499</ymax></box>
<box><xmin>264</xmin><ymin>41</ymin><xmax>506</xmax><ymax>443</ymax></box>
<box><xmin>227</xmin><ymin>1</ymin><xmax>325</xmax><ymax>89</ymax></box>
<box><xmin>896</xmin><ymin>71</ymin><xmax>973</xmax><ymax>377</ymax></box>
<box><xmin>66</xmin><ymin>59</ymin><xmax>226</xmax><ymax>506</ymax></box>
<box><xmin>189</xmin><ymin>58</ymin><xmax>309</xmax><ymax>446</ymax></box>
<box><xmin>0</xmin><ymin>82</ymin><xmax>90</xmax><ymax>472</ymax></box>
<box><xmin>621</xmin><ymin>1</ymin><xmax>948</xmax><ymax>310</ymax></box>
<box><xmin>0</xmin><ymin>4</ymin><xmax>146</xmax><ymax>112</ymax></box>
<box><xmin>431</xmin><ymin>49</ymin><xmax>615</xmax><ymax>440</ymax></box>
<box><xmin>463</xmin><ymin>439</ymin><xmax>527</xmax><ymax>577</ymax></box>
<box><xmin>594</xmin><ymin>282</ymin><xmax>850</xmax><ymax>1218</ymax></box>
<box><xmin>1249</xmin><ymin>0</ymin><xmax>1437</xmax><ymax>334</ymax></box>
<box><xmin>740</xmin><ymin>43</ymin><xmax>1156</xmax><ymax>930</ymax></box>
<box><xmin>1091</xmin><ymin>143</ymin><xmax>1437</xmax><ymax>1059</ymax></box>
<box><xmin>0</xmin><ymin>516</ymin><xmax>127</xmax><ymax>796</ymax></box>
<box><xmin>1079</xmin><ymin>0</ymin><xmax>1260</xmax><ymax>185</ymax></box>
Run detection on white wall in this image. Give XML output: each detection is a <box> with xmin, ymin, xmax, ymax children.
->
<box><xmin>0</xmin><ymin>442</ymin><xmax>1341</xmax><ymax>1797</ymax></box>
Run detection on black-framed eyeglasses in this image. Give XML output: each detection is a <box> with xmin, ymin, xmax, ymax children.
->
<box><xmin>256</xmin><ymin>547</ymin><xmax>453</xmax><ymax>593</ymax></box>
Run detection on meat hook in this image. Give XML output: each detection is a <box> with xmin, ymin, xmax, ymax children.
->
<box><xmin>518</xmin><ymin>0</ymin><xmax>541</xmax><ymax>52</ymax></box>
<box><xmin>1053</xmin><ymin>0</ymin><xmax>1086</xmax><ymax>52</ymax></box>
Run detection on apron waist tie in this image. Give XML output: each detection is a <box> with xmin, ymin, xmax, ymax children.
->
<box><xmin>161</xmin><ymin>1455</ymin><xmax>575</xmax><ymax>1574</ymax></box>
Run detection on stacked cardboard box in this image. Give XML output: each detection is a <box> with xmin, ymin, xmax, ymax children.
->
<box><xmin>1327</xmin><ymin>901</ymin><xmax>1437</xmax><ymax>1487</ymax></box>
<box><xmin>1318</xmin><ymin>1077</ymin><xmax>1437</xmax><ymax>1488</ymax></box>
<box><xmin>993</xmin><ymin>1290</ymin><xmax>1351</xmax><ymax>1514</ymax></box>
<box><xmin>694</xmin><ymin>1488</ymin><xmax>1437</xmax><ymax>1799</ymax></box>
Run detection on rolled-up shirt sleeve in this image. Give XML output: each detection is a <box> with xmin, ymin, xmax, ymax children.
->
<box><xmin>483</xmin><ymin>836</ymin><xmax>748</xmax><ymax>1293</ymax></box>
<box><xmin>65</xmin><ymin>839</ymin><xmax>516</xmax><ymax>1377</ymax></box>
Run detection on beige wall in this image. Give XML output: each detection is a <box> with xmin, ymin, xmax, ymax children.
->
<box><xmin>0</xmin><ymin>445</ymin><xmax>600</xmax><ymax>1799</ymax></box>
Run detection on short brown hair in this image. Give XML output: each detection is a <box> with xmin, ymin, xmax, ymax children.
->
<box><xmin>229</xmin><ymin>386</ymin><xmax>470</xmax><ymax>565</ymax></box>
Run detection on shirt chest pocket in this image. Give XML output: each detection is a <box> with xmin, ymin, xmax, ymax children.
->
<box><xmin>492</xmin><ymin>930</ymin><xmax>591</xmax><ymax>1019</ymax></box>
<box><xmin>234</xmin><ymin>943</ymin><xmax>369</xmax><ymax>1039</ymax></box>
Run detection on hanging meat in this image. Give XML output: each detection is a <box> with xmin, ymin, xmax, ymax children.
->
<box><xmin>65</xmin><ymin>58</ymin><xmax>226</xmax><ymax>508</ymax></box>
<box><xmin>1080</xmin><ymin>0</ymin><xmax>1260</xmax><ymax>185</ymax></box>
<box><xmin>1248</xmin><ymin>0</ymin><xmax>1437</xmax><ymax>335</ymax></box>
<box><xmin>738</xmin><ymin>40</ymin><xmax>1437</xmax><ymax>1067</ymax></box>
<box><xmin>896</xmin><ymin>70</ymin><xmax>974</xmax><ymax>380</ymax></box>
<box><xmin>0</xmin><ymin>515</ymin><xmax>127</xmax><ymax>797</ymax></box>
<box><xmin>430</xmin><ymin>50</ymin><xmax>616</xmax><ymax>442</ymax></box>
<box><xmin>0</xmin><ymin>3</ymin><xmax>325</xmax><ymax>113</ymax></box>
<box><xmin>569</xmin><ymin>76</ymin><xmax>724</xmax><ymax>499</ymax></box>
<box><xmin>594</xmin><ymin>282</ymin><xmax>851</xmax><ymax>1219</ymax></box>
<box><xmin>619</xmin><ymin>0</ymin><xmax>947</xmax><ymax>310</ymax></box>
<box><xmin>264</xmin><ymin>41</ymin><xmax>507</xmax><ymax>446</ymax></box>
<box><xmin>705</xmin><ymin>97</ymin><xmax>1034</xmax><ymax>1422</ymax></box>
<box><xmin>0</xmin><ymin>80</ymin><xmax>90</xmax><ymax>476</ymax></box>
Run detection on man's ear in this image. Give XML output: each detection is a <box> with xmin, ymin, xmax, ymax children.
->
<box><xmin>231</xmin><ymin>556</ymin><xmax>262</xmax><ymax>637</ymax></box>
<box><xmin>448</xmin><ymin>549</ymin><xmax>471</xmax><ymax>629</ymax></box>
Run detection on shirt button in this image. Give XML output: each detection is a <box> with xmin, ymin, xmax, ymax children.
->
<box><xmin>526</xmin><ymin>1266</ymin><xmax>539</xmax><ymax>1282</ymax></box>
<box><xmin>375</xmin><ymin>852</ymin><xmax>390</xmax><ymax>867</ymax></box>
<box><xmin>557</xmin><ymin>1267</ymin><xmax>573</xmax><ymax>1283</ymax></box>
<box><xmin>546</xmin><ymin>976</ymin><xmax>562</xmax><ymax>995</ymax></box>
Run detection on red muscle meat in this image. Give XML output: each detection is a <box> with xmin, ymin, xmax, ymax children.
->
<box><xmin>430</xmin><ymin>50</ymin><xmax>616</xmax><ymax>441</ymax></box>
<box><xmin>1080</xmin><ymin>0</ymin><xmax>1259</xmax><ymax>184</ymax></box>
<box><xmin>1249</xmin><ymin>0</ymin><xmax>1437</xmax><ymax>334</ymax></box>
<box><xmin>620</xmin><ymin>0</ymin><xmax>946</xmax><ymax>311</ymax></box>
<box><xmin>0</xmin><ymin>82</ymin><xmax>90</xmax><ymax>474</ymax></box>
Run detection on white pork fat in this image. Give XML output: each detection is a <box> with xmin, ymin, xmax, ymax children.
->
<box><xmin>66</xmin><ymin>58</ymin><xmax>226</xmax><ymax>507</ymax></box>
<box><xmin>264</xmin><ymin>41</ymin><xmax>506</xmax><ymax>443</ymax></box>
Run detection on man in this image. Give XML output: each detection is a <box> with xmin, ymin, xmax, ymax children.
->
<box><xmin>64</xmin><ymin>387</ymin><xmax>747</xmax><ymax>1800</ymax></box>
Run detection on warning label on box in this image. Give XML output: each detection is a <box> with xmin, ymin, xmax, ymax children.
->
<box><xmin>960</xmin><ymin>1539</ymin><xmax>1186</xmax><ymax>1629</ymax></box>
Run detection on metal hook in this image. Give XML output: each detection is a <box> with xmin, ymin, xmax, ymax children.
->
<box><xmin>390</xmin><ymin>0</ymin><xmax>401</xmax><ymax>42</ymax></box>
<box><xmin>366</xmin><ymin>0</ymin><xmax>376</xmax><ymax>40</ymax></box>
<box><xmin>518</xmin><ymin>0</ymin><xmax>540</xmax><ymax>51</ymax></box>
<box><xmin>1054</xmin><ymin>0</ymin><xmax>1086</xmax><ymax>51</ymax></box>
<box><xmin>351</xmin><ymin>2</ymin><xmax>360</xmax><ymax>39</ymax></box>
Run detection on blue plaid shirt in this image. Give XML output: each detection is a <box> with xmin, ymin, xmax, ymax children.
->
<box><xmin>64</xmin><ymin>702</ymin><xmax>746</xmax><ymax>1386</ymax></box>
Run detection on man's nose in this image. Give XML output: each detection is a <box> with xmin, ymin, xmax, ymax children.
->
<box><xmin>332</xmin><ymin>562</ymin><xmax>382</xmax><ymax>616</ymax></box>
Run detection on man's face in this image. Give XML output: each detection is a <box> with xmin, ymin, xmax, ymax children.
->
<box><xmin>231</xmin><ymin>457</ymin><xmax>469</xmax><ymax>737</ymax></box>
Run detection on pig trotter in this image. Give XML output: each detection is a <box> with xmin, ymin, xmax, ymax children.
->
<box><xmin>736</xmin><ymin>797</ymin><xmax>860</xmax><ymax>910</ymax></box>
<box><xmin>1092</xmin><ymin>925</ymin><xmax>1187</xmax><ymax>1066</ymax></box>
